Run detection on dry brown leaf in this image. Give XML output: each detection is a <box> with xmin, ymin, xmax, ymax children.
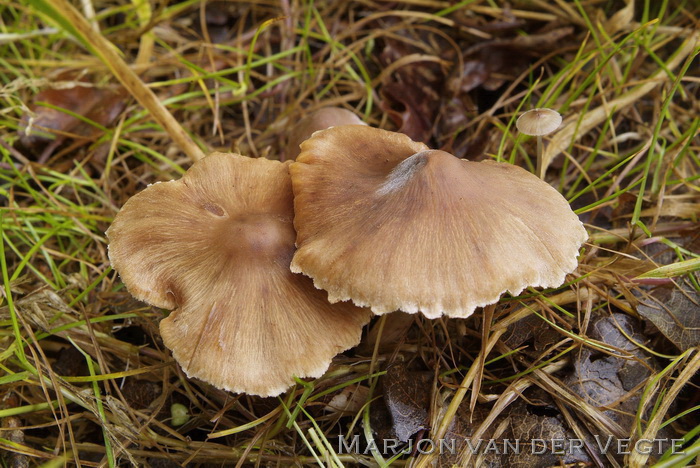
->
<box><xmin>325</xmin><ymin>384</ymin><xmax>370</xmax><ymax>415</ymax></box>
<box><xmin>637</xmin><ymin>281</ymin><xmax>700</xmax><ymax>351</ymax></box>
<box><xmin>20</xmin><ymin>83</ymin><xmax>126</xmax><ymax>160</ymax></box>
<box><xmin>438</xmin><ymin>394</ymin><xmax>590</xmax><ymax>467</ymax></box>
<box><xmin>383</xmin><ymin>363</ymin><xmax>433</xmax><ymax>442</ymax></box>
<box><xmin>378</xmin><ymin>37</ymin><xmax>443</xmax><ymax>143</ymax></box>
<box><xmin>562</xmin><ymin>312</ymin><xmax>672</xmax><ymax>464</ymax></box>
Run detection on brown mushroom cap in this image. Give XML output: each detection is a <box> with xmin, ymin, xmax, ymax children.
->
<box><xmin>516</xmin><ymin>108</ymin><xmax>562</xmax><ymax>136</ymax></box>
<box><xmin>286</xmin><ymin>107</ymin><xmax>366</xmax><ymax>159</ymax></box>
<box><xmin>107</xmin><ymin>152</ymin><xmax>370</xmax><ymax>397</ymax></box>
<box><xmin>290</xmin><ymin>126</ymin><xmax>588</xmax><ymax>319</ymax></box>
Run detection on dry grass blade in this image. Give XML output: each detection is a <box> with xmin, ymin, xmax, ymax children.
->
<box><xmin>470</xmin><ymin>304</ymin><xmax>495</xmax><ymax>413</ymax></box>
<box><xmin>459</xmin><ymin>359</ymin><xmax>569</xmax><ymax>466</ymax></box>
<box><xmin>42</xmin><ymin>0</ymin><xmax>206</xmax><ymax>162</ymax></box>
<box><xmin>627</xmin><ymin>350</ymin><xmax>700</xmax><ymax>467</ymax></box>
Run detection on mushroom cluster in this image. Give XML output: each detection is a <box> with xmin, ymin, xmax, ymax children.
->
<box><xmin>107</xmin><ymin>107</ymin><xmax>587</xmax><ymax>396</ymax></box>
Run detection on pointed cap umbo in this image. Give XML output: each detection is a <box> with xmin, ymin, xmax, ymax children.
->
<box><xmin>516</xmin><ymin>108</ymin><xmax>562</xmax><ymax>136</ymax></box>
<box><xmin>290</xmin><ymin>126</ymin><xmax>587</xmax><ymax>319</ymax></box>
<box><xmin>287</xmin><ymin>107</ymin><xmax>366</xmax><ymax>160</ymax></box>
<box><xmin>107</xmin><ymin>152</ymin><xmax>370</xmax><ymax>397</ymax></box>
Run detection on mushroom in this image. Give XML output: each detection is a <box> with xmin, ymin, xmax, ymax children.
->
<box><xmin>107</xmin><ymin>152</ymin><xmax>370</xmax><ymax>397</ymax></box>
<box><xmin>286</xmin><ymin>107</ymin><xmax>366</xmax><ymax>160</ymax></box>
<box><xmin>290</xmin><ymin>126</ymin><xmax>587</xmax><ymax>319</ymax></box>
<box><xmin>516</xmin><ymin>108</ymin><xmax>562</xmax><ymax>179</ymax></box>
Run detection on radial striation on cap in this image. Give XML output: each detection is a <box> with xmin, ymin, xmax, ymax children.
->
<box><xmin>107</xmin><ymin>152</ymin><xmax>370</xmax><ymax>397</ymax></box>
<box><xmin>516</xmin><ymin>108</ymin><xmax>562</xmax><ymax>136</ymax></box>
<box><xmin>290</xmin><ymin>126</ymin><xmax>587</xmax><ymax>319</ymax></box>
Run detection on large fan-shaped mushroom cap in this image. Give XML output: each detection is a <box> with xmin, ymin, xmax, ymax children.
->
<box><xmin>290</xmin><ymin>126</ymin><xmax>588</xmax><ymax>319</ymax></box>
<box><xmin>107</xmin><ymin>152</ymin><xmax>370</xmax><ymax>397</ymax></box>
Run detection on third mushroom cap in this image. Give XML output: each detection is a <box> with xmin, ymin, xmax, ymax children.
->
<box><xmin>290</xmin><ymin>126</ymin><xmax>588</xmax><ymax>319</ymax></box>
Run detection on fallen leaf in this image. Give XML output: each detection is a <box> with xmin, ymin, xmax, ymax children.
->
<box><xmin>451</xmin><ymin>6</ymin><xmax>524</xmax><ymax>34</ymax></box>
<box><xmin>19</xmin><ymin>81</ymin><xmax>126</xmax><ymax>161</ymax></box>
<box><xmin>439</xmin><ymin>392</ymin><xmax>590</xmax><ymax>467</ymax></box>
<box><xmin>382</xmin><ymin>363</ymin><xmax>432</xmax><ymax>442</ymax></box>
<box><xmin>449</xmin><ymin>27</ymin><xmax>574</xmax><ymax>95</ymax></box>
<box><xmin>201</xmin><ymin>1</ymin><xmax>235</xmax><ymax>43</ymax></box>
<box><xmin>436</xmin><ymin>95</ymin><xmax>486</xmax><ymax>160</ymax></box>
<box><xmin>378</xmin><ymin>37</ymin><xmax>443</xmax><ymax>144</ymax></box>
<box><xmin>637</xmin><ymin>281</ymin><xmax>700</xmax><ymax>351</ymax></box>
<box><xmin>563</xmin><ymin>313</ymin><xmax>657</xmax><ymax>430</ymax></box>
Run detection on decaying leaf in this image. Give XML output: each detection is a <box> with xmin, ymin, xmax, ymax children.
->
<box><xmin>120</xmin><ymin>379</ymin><xmax>162</xmax><ymax>410</ymax></box>
<box><xmin>637</xmin><ymin>281</ymin><xmax>700</xmax><ymax>351</ymax></box>
<box><xmin>449</xmin><ymin>27</ymin><xmax>574</xmax><ymax>94</ymax></box>
<box><xmin>382</xmin><ymin>363</ymin><xmax>433</xmax><ymax>442</ymax></box>
<box><xmin>436</xmin><ymin>95</ymin><xmax>487</xmax><ymax>160</ymax></box>
<box><xmin>439</xmin><ymin>392</ymin><xmax>590</xmax><ymax>467</ymax></box>
<box><xmin>201</xmin><ymin>1</ymin><xmax>236</xmax><ymax>43</ymax></box>
<box><xmin>563</xmin><ymin>313</ymin><xmax>658</xmax><ymax>434</ymax></box>
<box><xmin>502</xmin><ymin>313</ymin><xmax>561</xmax><ymax>352</ymax></box>
<box><xmin>378</xmin><ymin>37</ymin><xmax>443</xmax><ymax>144</ymax></box>
<box><xmin>19</xmin><ymin>82</ymin><xmax>127</xmax><ymax>161</ymax></box>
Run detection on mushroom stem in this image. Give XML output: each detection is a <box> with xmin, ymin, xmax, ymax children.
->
<box><xmin>536</xmin><ymin>135</ymin><xmax>544</xmax><ymax>179</ymax></box>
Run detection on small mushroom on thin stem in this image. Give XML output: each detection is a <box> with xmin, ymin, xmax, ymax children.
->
<box><xmin>286</xmin><ymin>107</ymin><xmax>365</xmax><ymax>160</ymax></box>
<box><xmin>516</xmin><ymin>108</ymin><xmax>562</xmax><ymax>179</ymax></box>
